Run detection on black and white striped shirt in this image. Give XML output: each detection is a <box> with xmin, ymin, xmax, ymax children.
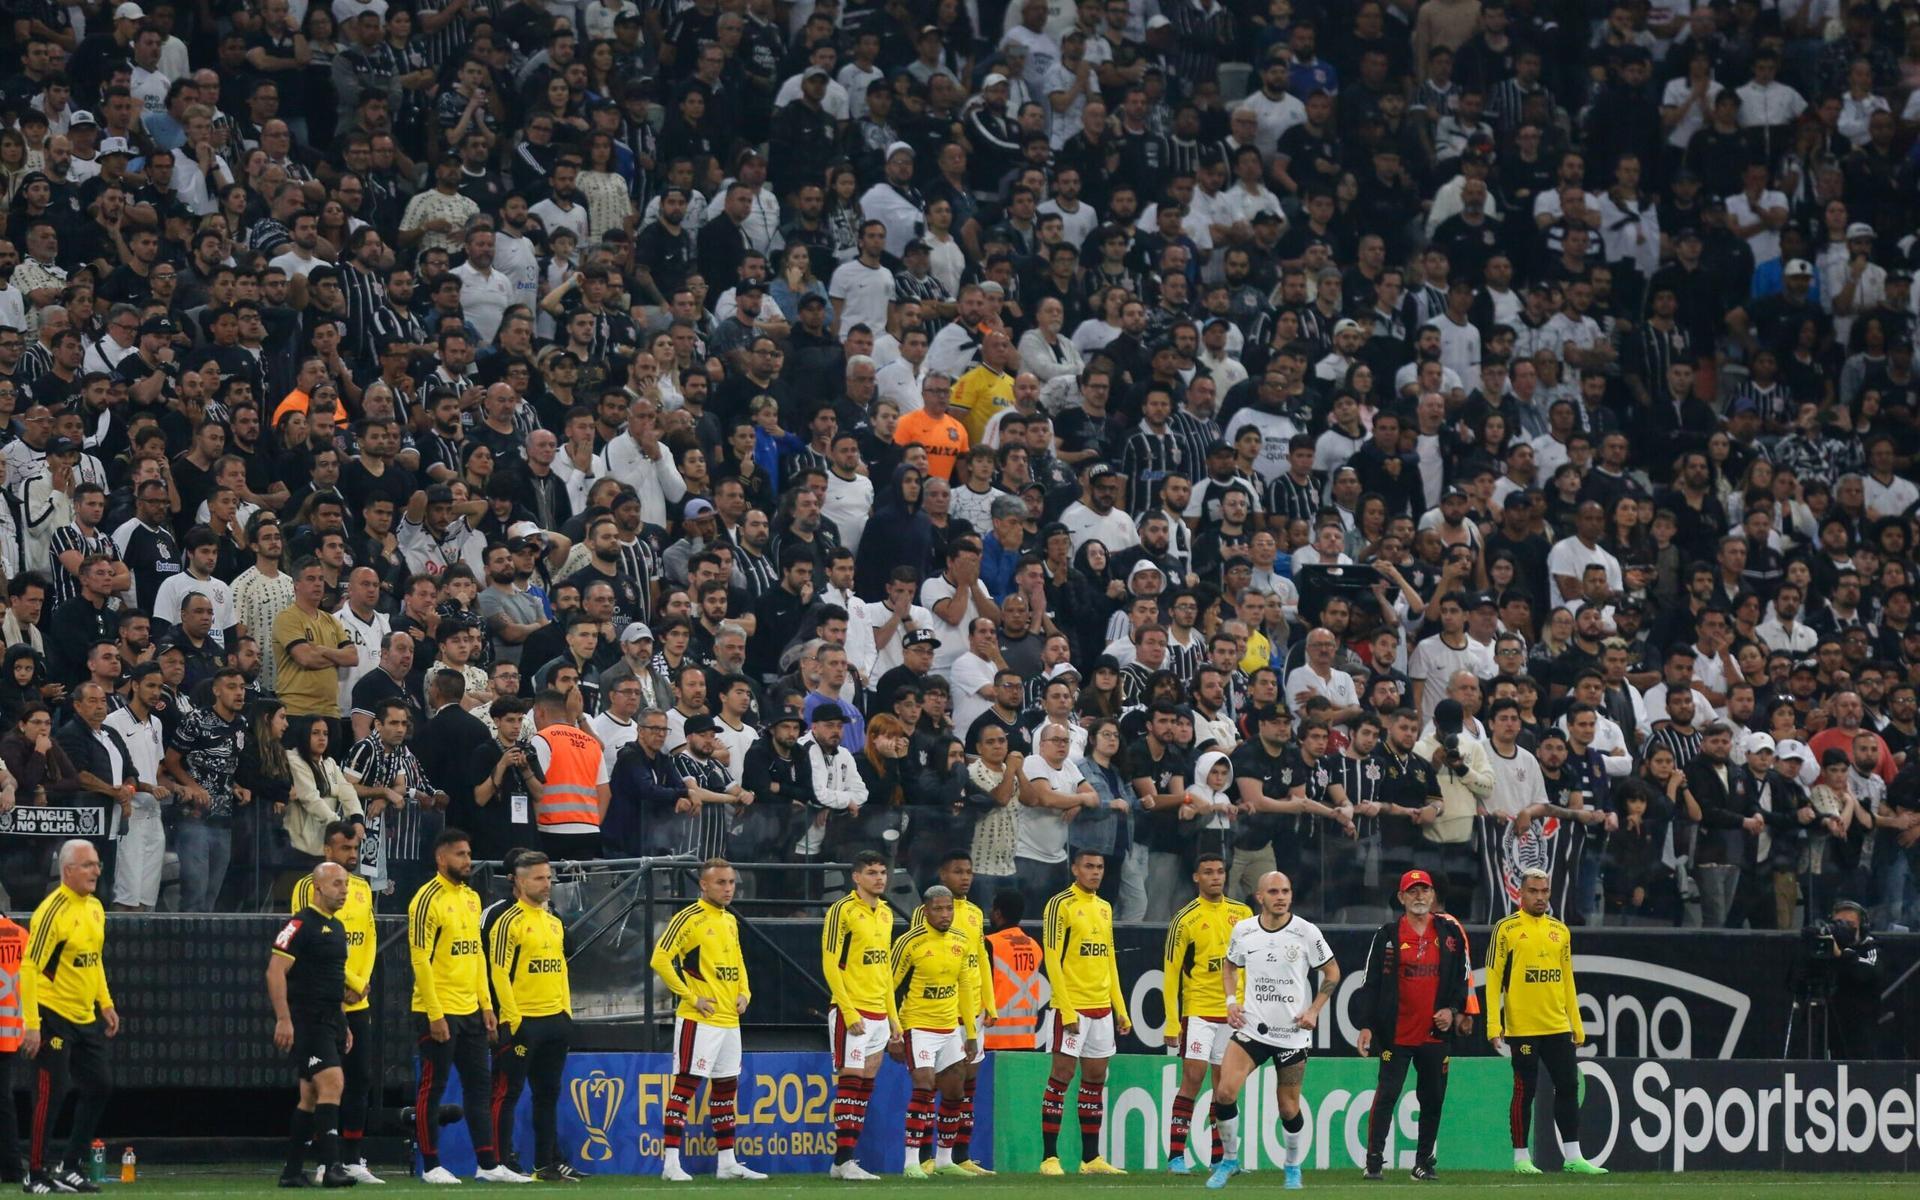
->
<box><xmin>731</xmin><ymin>542</ymin><xmax>777</xmax><ymax>600</ymax></box>
<box><xmin>1266</xmin><ymin>472</ymin><xmax>1324</xmax><ymax>526</ymax></box>
<box><xmin>1119</xmin><ymin>424</ymin><xmax>1183</xmax><ymax>513</ymax></box>
<box><xmin>1633</xmin><ymin>320</ymin><xmax>1691</xmax><ymax>398</ymax></box>
<box><xmin>414</xmin><ymin>0</ymin><xmax>470</xmax><ymax>67</ymax></box>
<box><xmin>342</xmin><ymin>734</ymin><xmax>437</xmax><ymax>865</ymax></box>
<box><xmin>1169</xmin><ymin>410</ymin><xmax>1217</xmax><ymax>486</ymax></box>
<box><xmin>339</xmin><ymin>261</ymin><xmax>385</xmax><ymax>362</ymax></box>
<box><xmin>1648</xmin><ymin>725</ymin><xmax>1703</xmax><ymax>773</ymax></box>
<box><xmin>48</xmin><ymin>524</ymin><xmax>117</xmax><ymax>606</ymax></box>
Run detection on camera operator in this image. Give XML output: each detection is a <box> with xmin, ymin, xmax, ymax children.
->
<box><xmin>1414</xmin><ymin>699</ymin><xmax>1493</xmax><ymax>917</ymax></box>
<box><xmin>1821</xmin><ymin>900</ymin><xmax>1884</xmax><ymax>1060</ymax></box>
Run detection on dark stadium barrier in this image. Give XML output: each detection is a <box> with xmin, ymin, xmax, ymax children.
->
<box><xmin>743</xmin><ymin>922</ymin><xmax>1920</xmax><ymax>1061</ymax></box>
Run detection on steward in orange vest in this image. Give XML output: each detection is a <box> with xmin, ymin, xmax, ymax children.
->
<box><xmin>0</xmin><ymin>913</ymin><xmax>32</xmax><ymax>1179</ymax></box>
<box><xmin>983</xmin><ymin>896</ymin><xmax>1042</xmax><ymax>1052</ymax></box>
<box><xmin>530</xmin><ymin>691</ymin><xmax>608</xmax><ymax>861</ymax></box>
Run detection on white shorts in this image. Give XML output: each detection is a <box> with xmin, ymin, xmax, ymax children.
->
<box><xmin>904</xmin><ymin>1027</ymin><xmax>966</xmax><ymax>1073</ymax></box>
<box><xmin>828</xmin><ymin>1009</ymin><xmax>892</xmax><ymax>1071</ymax></box>
<box><xmin>672</xmin><ymin>1017</ymin><xmax>743</xmax><ymax>1080</ymax></box>
<box><xmin>1042</xmin><ymin>1009</ymin><xmax>1117</xmax><ymax>1059</ymax></box>
<box><xmin>1180</xmin><ymin>1016</ymin><xmax>1232</xmax><ymax>1065</ymax></box>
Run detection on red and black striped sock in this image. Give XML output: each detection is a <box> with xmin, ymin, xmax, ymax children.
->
<box><xmin>711</xmin><ymin>1077</ymin><xmax>738</xmax><ymax>1151</ymax></box>
<box><xmin>906</xmin><ymin>1087</ymin><xmax>936</xmax><ymax>1150</ymax></box>
<box><xmin>833</xmin><ymin>1074</ymin><xmax>869</xmax><ymax>1163</ymax></box>
<box><xmin>662</xmin><ymin>1072</ymin><xmax>699</xmax><ymax>1150</ymax></box>
<box><xmin>1078</xmin><ymin>1082</ymin><xmax>1103</xmax><ymax>1162</ymax></box>
<box><xmin>954</xmin><ymin>1073</ymin><xmax>978</xmax><ymax>1161</ymax></box>
<box><xmin>937</xmin><ymin>1095</ymin><xmax>963</xmax><ymax>1149</ymax></box>
<box><xmin>1169</xmin><ymin>1093</ymin><xmax>1195</xmax><ymax>1159</ymax></box>
<box><xmin>1040</xmin><ymin>1076</ymin><xmax>1068</xmax><ymax>1159</ymax></box>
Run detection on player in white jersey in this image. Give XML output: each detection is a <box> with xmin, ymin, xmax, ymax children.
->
<box><xmin>1206</xmin><ymin>871</ymin><xmax>1339</xmax><ymax>1191</ymax></box>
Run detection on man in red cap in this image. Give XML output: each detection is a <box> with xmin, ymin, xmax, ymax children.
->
<box><xmin>1353</xmin><ymin>869</ymin><xmax>1474</xmax><ymax>1181</ymax></box>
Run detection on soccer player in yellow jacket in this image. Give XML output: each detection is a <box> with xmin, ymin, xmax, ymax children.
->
<box><xmin>21</xmin><ymin>840</ymin><xmax>117</xmax><ymax>1195</ymax></box>
<box><xmin>1162</xmin><ymin>852</ymin><xmax>1251</xmax><ymax>1174</ymax></box>
<box><xmin>292</xmin><ymin>820</ymin><xmax>380</xmax><ymax>1183</ymax></box>
<box><xmin>486</xmin><ymin>850</ymin><xmax>582</xmax><ymax>1183</ymax></box>
<box><xmin>1486</xmin><ymin>868</ymin><xmax>1606</xmax><ymax>1176</ymax></box>
<box><xmin>649</xmin><ymin>858</ymin><xmax>766</xmax><ymax>1182</ymax></box>
<box><xmin>408</xmin><ymin>828</ymin><xmax>526</xmax><ymax>1184</ymax></box>
<box><xmin>820</xmin><ymin>849</ymin><xmax>901</xmax><ymax>1180</ymax></box>
<box><xmin>892</xmin><ymin>885</ymin><xmax>980</xmax><ymax>1179</ymax></box>
<box><xmin>1038</xmin><ymin>848</ymin><xmax>1130</xmax><ymax>1176</ymax></box>
<box><xmin>907</xmin><ymin>850</ymin><xmax>995</xmax><ymax>1175</ymax></box>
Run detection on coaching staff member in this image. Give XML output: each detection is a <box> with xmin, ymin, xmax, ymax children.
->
<box><xmin>484</xmin><ymin>850</ymin><xmax>583</xmax><ymax>1182</ymax></box>
<box><xmin>266</xmin><ymin>860</ymin><xmax>355</xmax><ymax>1189</ymax></box>
<box><xmin>22</xmin><ymin>839</ymin><xmax>118</xmax><ymax>1196</ymax></box>
<box><xmin>408</xmin><ymin>829</ymin><xmax>527</xmax><ymax>1185</ymax></box>
<box><xmin>1486</xmin><ymin>867</ymin><xmax>1607</xmax><ymax>1176</ymax></box>
<box><xmin>1355</xmin><ymin>869</ymin><xmax>1473</xmax><ymax>1181</ymax></box>
<box><xmin>293</xmin><ymin>822</ymin><xmax>382</xmax><ymax>1184</ymax></box>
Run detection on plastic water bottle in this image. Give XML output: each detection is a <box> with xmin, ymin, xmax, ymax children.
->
<box><xmin>88</xmin><ymin>1140</ymin><xmax>105</xmax><ymax>1184</ymax></box>
<box><xmin>121</xmin><ymin>1147</ymin><xmax>137</xmax><ymax>1184</ymax></box>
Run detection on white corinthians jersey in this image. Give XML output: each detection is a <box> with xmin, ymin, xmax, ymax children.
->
<box><xmin>1226</xmin><ymin>914</ymin><xmax>1334</xmax><ymax>1049</ymax></box>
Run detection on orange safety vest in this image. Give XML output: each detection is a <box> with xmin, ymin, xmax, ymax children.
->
<box><xmin>0</xmin><ymin>916</ymin><xmax>24</xmax><ymax>1053</ymax></box>
<box><xmin>536</xmin><ymin>723</ymin><xmax>603</xmax><ymax>831</ymax></box>
<box><xmin>983</xmin><ymin>927</ymin><xmax>1042</xmax><ymax>1050</ymax></box>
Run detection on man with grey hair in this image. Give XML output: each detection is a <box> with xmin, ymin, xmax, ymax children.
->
<box><xmin>84</xmin><ymin>303</ymin><xmax>142</xmax><ymax>373</ymax></box>
<box><xmin>591</xmin><ymin>664</ymin><xmax>645</xmax><ymax>754</ymax></box>
<box><xmin>1015</xmin><ymin>722</ymin><xmax>1096</xmax><ymax>911</ymax></box>
<box><xmin>21</xmin><ymin>838</ymin><xmax>119</xmax><ymax>1195</ymax></box>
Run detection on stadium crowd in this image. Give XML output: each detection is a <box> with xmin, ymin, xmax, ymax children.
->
<box><xmin>0</xmin><ymin>0</ymin><xmax>1915</xmax><ymax>932</ymax></box>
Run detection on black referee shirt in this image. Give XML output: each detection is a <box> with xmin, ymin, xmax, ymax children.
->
<box><xmin>273</xmin><ymin>904</ymin><xmax>349</xmax><ymax>1020</ymax></box>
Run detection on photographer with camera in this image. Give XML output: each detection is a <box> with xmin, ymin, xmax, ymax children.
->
<box><xmin>1415</xmin><ymin>699</ymin><xmax>1494</xmax><ymax>917</ymax></box>
<box><xmin>1816</xmin><ymin>900</ymin><xmax>1884</xmax><ymax>1059</ymax></box>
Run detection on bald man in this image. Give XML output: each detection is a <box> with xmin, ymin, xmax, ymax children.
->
<box><xmin>268</xmin><ymin>860</ymin><xmax>355</xmax><ymax>1188</ymax></box>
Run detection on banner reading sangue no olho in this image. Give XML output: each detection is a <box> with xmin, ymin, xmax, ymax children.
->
<box><xmin>423</xmin><ymin>1051</ymin><xmax>998</xmax><ymax>1177</ymax></box>
<box><xmin>1572</xmin><ymin>1060</ymin><xmax>1920</xmax><ymax>1171</ymax></box>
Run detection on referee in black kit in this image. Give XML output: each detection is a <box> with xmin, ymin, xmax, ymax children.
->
<box><xmin>266</xmin><ymin>861</ymin><xmax>357</xmax><ymax>1189</ymax></box>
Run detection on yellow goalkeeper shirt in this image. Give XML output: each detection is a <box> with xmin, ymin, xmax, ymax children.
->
<box><xmin>488</xmin><ymin>899</ymin><xmax>571</xmax><ymax>1031</ymax></box>
<box><xmin>821</xmin><ymin>891</ymin><xmax>899</xmax><ymax>1025</ymax></box>
<box><xmin>1042</xmin><ymin>883</ymin><xmax>1128</xmax><ymax>1023</ymax></box>
<box><xmin>650</xmin><ymin>898</ymin><xmax>750</xmax><ymax>1028</ymax></box>
<box><xmin>890</xmin><ymin>923</ymin><xmax>979</xmax><ymax>1037</ymax></box>
<box><xmin>910</xmin><ymin>896</ymin><xmax>994</xmax><ymax>1019</ymax></box>
<box><xmin>407</xmin><ymin>874</ymin><xmax>486</xmax><ymax>1021</ymax></box>
<box><xmin>1485</xmin><ymin>909</ymin><xmax>1583</xmax><ymax>1040</ymax></box>
<box><xmin>1163</xmin><ymin>895</ymin><xmax>1252</xmax><ymax>1037</ymax></box>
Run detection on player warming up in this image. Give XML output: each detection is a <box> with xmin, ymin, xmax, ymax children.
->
<box><xmin>1355</xmin><ymin>870</ymin><xmax>1473</xmax><ymax>1181</ymax></box>
<box><xmin>907</xmin><ymin>853</ymin><xmax>996</xmax><ymax>1175</ymax></box>
<box><xmin>648</xmin><ymin>858</ymin><xmax>766</xmax><ymax>1182</ymax></box>
<box><xmin>1211</xmin><ymin>871</ymin><xmax>1338</xmax><ymax>1191</ymax></box>
<box><xmin>409</xmin><ymin>829</ymin><xmax>527</xmax><ymax>1185</ymax></box>
<box><xmin>891</xmin><ymin>885</ymin><xmax>980</xmax><ymax>1178</ymax></box>
<box><xmin>266</xmin><ymin>861</ymin><xmax>356</xmax><ymax>1189</ymax></box>
<box><xmin>1487</xmin><ymin>868</ymin><xmax>1607</xmax><ymax>1176</ymax></box>
<box><xmin>821</xmin><ymin>850</ymin><xmax>902</xmax><ymax>1181</ymax></box>
<box><xmin>293</xmin><ymin>823</ymin><xmax>381</xmax><ymax>1185</ymax></box>
<box><xmin>1163</xmin><ymin>853</ymin><xmax>1251</xmax><ymax>1175</ymax></box>
<box><xmin>1037</xmin><ymin>849</ymin><xmax>1130</xmax><ymax>1177</ymax></box>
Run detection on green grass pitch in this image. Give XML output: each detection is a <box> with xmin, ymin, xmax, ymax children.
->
<box><xmin>106</xmin><ymin>1168</ymin><xmax>1918</xmax><ymax>1195</ymax></box>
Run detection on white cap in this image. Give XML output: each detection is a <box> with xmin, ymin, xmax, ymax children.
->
<box><xmin>620</xmin><ymin>621</ymin><xmax>654</xmax><ymax>643</ymax></box>
<box><xmin>68</xmin><ymin>110</ymin><xmax>97</xmax><ymax>128</ymax></box>
<box><xmin>1783</xmin><ymin>258</ymin><xmax>1814</xmax><ymax>278</ymax></box>
<box><xmin>1845</xmin><ymin>222</ymin><xmax>1876</xmax><ymax>240</ymax></box>
<box><xmin>1775</xmin><ymin>738</ymin><xmax>1810</xmax><ymax>761</ymax></box>
<box><xmin>507</xmin><ymin>520</ymin><xmax>544</xmax><ymax>540</ymax></box>
<box><xmin>982</xmin><ymin>72</ymin><xmax>1009</xmax><ymax>89</ymax></box>
<box><xmin>1333</xmin><ymin>318</ymin><xmax>1361</xmax><ymax>336</ymax></box>
<box><xmin>1146</xmin><ymin>14</ymin><xmax>1173</xmax><ymax>29</ymax></box>
<box><xmin>114</xmin><ymin>2</ymin><xmax>144</xmax><ymax>19</ymax></box>
<box><xmin>1747</xmin><ymin>733</ymin><xmax>1776</xmax><ymax>755</ymax></box>
<box><xmin>885</xmin><ymin>140</ymin><xmax>915</xmax><ymax>159</ymax></box>
<box><xmin>97</xmin><ymin>137</ymin><xmax>133</xmax><ymax>157</ymax></box>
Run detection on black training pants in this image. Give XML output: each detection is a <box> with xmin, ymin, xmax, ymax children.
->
<box><xmin>30</xmin><ymin>1011</ymin><xmax>113</xmax><ymax>1173</ymax></box>
<box><xmin>415</xmin><ymin>1011</ymin><xmax>494</xmax><ymax>1169</ymax></box>
<box><xmin>1507</xmin><ymin>1032</ymin><xmax>1579</xmax><ymax>1151</ymax></box>
<box><xmin>490</xmin><ymin>1013</ymin><xmax>572</xmax><ymax>1170</ymax></box>
<box><xmin>342</xmin><ymin>1009</ymin><xmax>372</xmax><ymax>1137</ymax></box>
<box><xmin>1366</xmin><ymin>1042</ymin><xmax>1449</xmax><ymax>1167</ymax></box>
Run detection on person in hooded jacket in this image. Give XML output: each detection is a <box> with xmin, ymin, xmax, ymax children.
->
<box><xmin>1183</xmin><ymin>748</ymin><xmax>1239</xmax><ymax>864</ymax></box>
<box><xmin>854</xmin><ymin>464</ymin><xmax>936</xmax><ymax>600</ymax></box>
